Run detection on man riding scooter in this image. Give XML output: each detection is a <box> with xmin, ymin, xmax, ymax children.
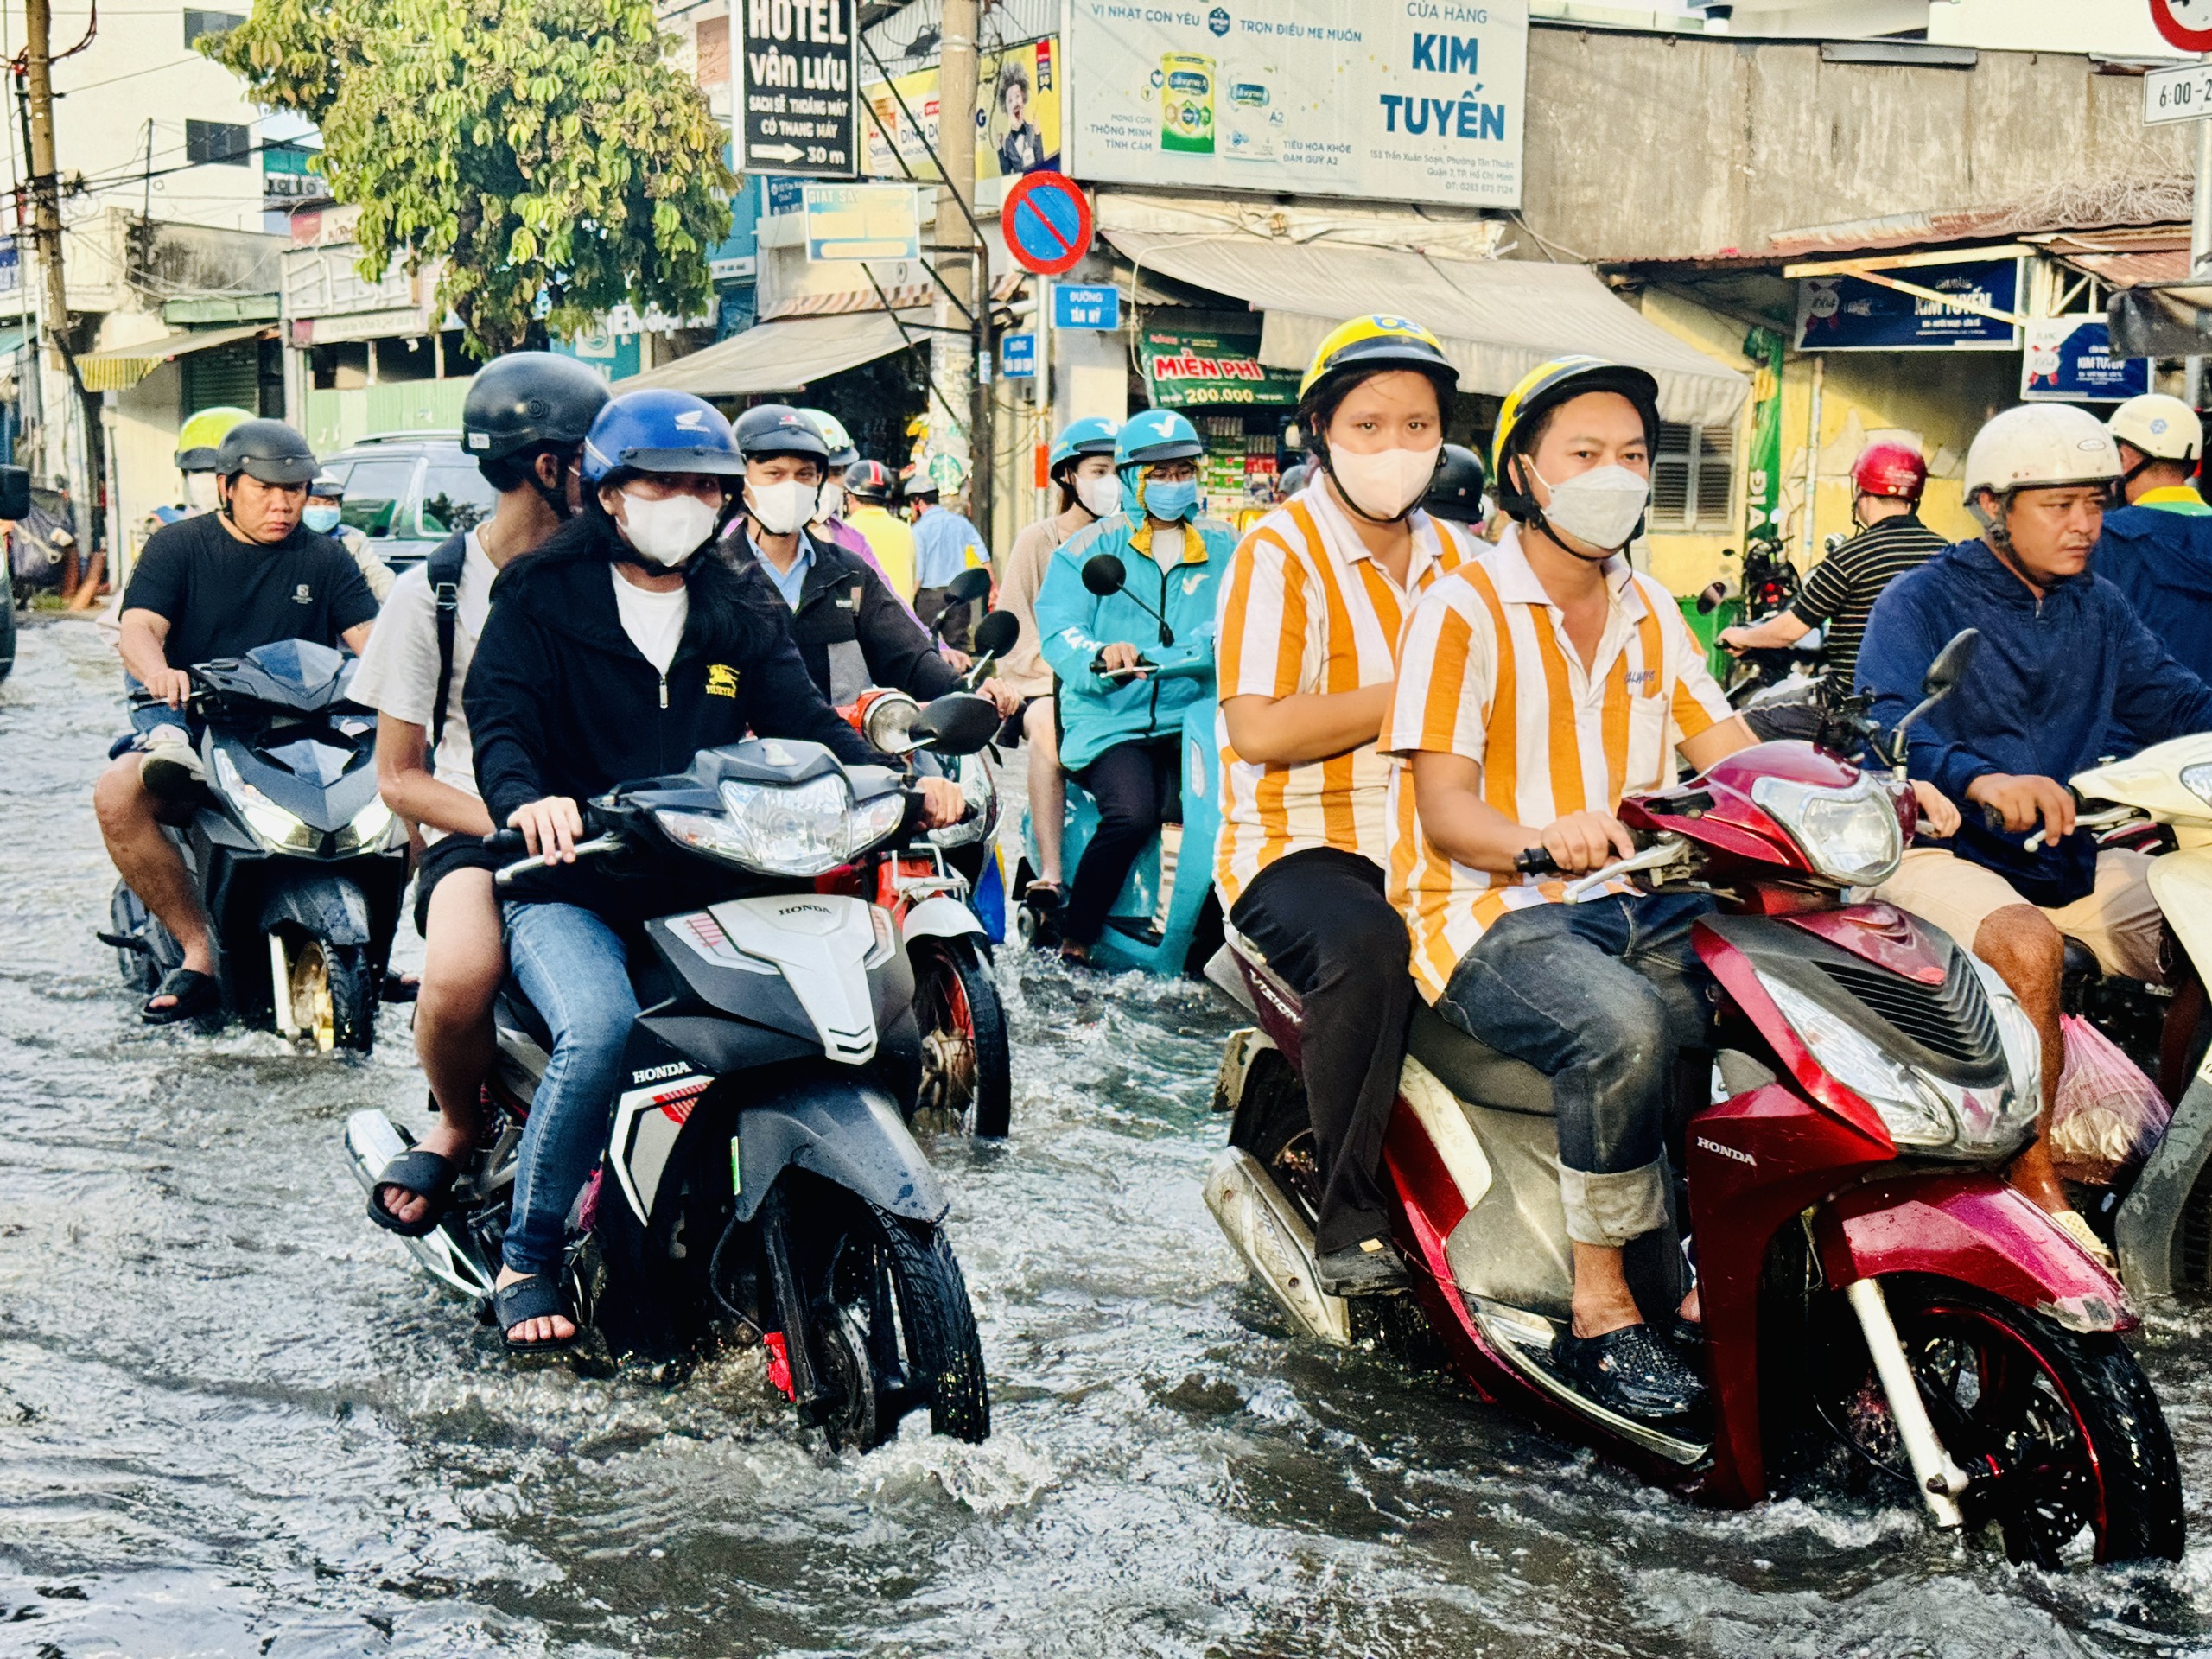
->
<box><xmin>1859</xmin><ymin>402</ymin><xmax>2212</xmax><ymax>1268</ymax></box>
<box><xmin>95</xmin><ymin>419</ymin><xmax>380</xmax><ymax>1026</ymax></box>
<box><xmin>1216</xmin><ymin>315</ymin><xmax>1478</xmax><ymax>1295</ymax></box>
<box><xmin>1033</xmin><ymin>410</ymin><xmax>1233</xmax><ymax>965</ymax></box>
<box><xmin>2096</xmin><ymin>393</ymin><xmax>2212</xmax><ymax>699</ymax></box>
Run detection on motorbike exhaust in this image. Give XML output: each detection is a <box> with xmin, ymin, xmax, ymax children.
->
<box><xmin>1203</xmin><ymin>1147</ymin><xmax>1351</xmax><ymax>1346</ymax></box>
<box><xmin>342</xmin><ymin>1109</ymin><xmax>497</xmax><ymax>1300</ymax></box>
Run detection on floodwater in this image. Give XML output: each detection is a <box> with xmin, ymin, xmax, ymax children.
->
<box><xmin>8</xmin><ymin>613</ymin><xmax>2212</xmax><ymax>1658</ymax></box>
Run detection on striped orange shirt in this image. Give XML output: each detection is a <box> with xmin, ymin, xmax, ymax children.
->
<box><xmin>1381</xmin><ymin>526</ymin><xmax>1734</xmax><ymax>1002</ymax></box>
<box><xmin>1213</xmin><ymin>488</ymin><xmax>1478</xmax><ymax>909</ymax></box>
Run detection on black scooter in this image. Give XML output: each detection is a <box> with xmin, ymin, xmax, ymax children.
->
<box><xmin>345</xmin><ymin>691</ymin><xmax>1006</xmax><ymax>1449</ymax></box>
<box><xmin>102</xmin><ymin>639</ymin><xmax>408</xmax><ymax>1051</ymax></box>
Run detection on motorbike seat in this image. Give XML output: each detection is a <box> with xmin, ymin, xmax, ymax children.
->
<box><xmin>2061</xmin><ymin>936</ymin><xmax>2101</xmax><ymax>984</ymax></box>
<box><xmin>1405</xmin><ymin>1004</ymin><xmax>1555</xmax><ymax>1118</ymax></box>
<box><xmin>494</xmin><ymin>986</ymin><xmax>555</xmax><ymax>1055</ymax></box>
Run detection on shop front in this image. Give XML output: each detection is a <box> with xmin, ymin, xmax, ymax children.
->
<box><xmin>1135</xmin><ymin>316</ymin><xmax>1302</xmax><ymax>526</ymax></box>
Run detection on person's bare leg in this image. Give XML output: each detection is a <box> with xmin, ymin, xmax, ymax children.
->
<box><xmin>1024</xmin><ymin>698</ymin><xmax>1065</xmax><ymax>888</ymax></box>
<box><xmin>94</xmin><ymin>754</ymin><xmax>213</xmax><ymax>1007</ymax></box>
<box><xmin>1570</xmin><ymin>1241</ymin><xmax>1643</xmax><ymax>1338</ymax></box>
<box><xmin>1974</xmin><ymin>903</ymin><xmax>2069</xmax><ymax>1214</ymax></box>
<box><xmin>383</xmin><ymin>868</ymin><xmax>500</xmax><ymax>1227</ymax></box>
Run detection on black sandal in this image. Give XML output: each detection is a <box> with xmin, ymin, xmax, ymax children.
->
<box><xmin>1025</xmin><ymin>880</ymin><xmax>1065</xmax><ymax>912</ymax></box>
<box><xmin>493</xmin><ymin>1274</ymin><xmax>577</xmax><ymax>1355</ymax></box>
<box><xmin>141</xmin><ymin>967</ymin><xmax>219</xmax><ymax>1027</ymax></box>
<box><xmin>367</xmin><ymin>1147</ymin><xmax>457</xmax><ymax>1238</ymax></box>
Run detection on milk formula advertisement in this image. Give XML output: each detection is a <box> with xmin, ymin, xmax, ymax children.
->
<box><xmin>1065</xmin><ymin>0</ymin><xmax>1528</xmax><ymax>207</ymax></box>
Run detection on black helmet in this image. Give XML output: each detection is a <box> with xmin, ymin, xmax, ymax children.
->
<box><xmin>1422</xmin><ymin>444</ymin><xmax>1488</xmax><ymax>524</ymax></box>
<box><xmin>463</xmin><ymin>351</ymin><xmax>612</xmax><ymax>466</ymax></box>
<box><xmin>734</xmin><ymin>403</ymin><xmax>830</xmax><ymax>464</ymax></box>
<box><xmin>845</xmin><ymin>458</ymin><xmax>894</xmax><ymax>502</ymax></box>
<box><xmin>216</xmin><ymin>419</ymin><xmax>318</xmax><ymax>486</ymax></box>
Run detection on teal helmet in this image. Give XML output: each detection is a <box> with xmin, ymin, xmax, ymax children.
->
<box><xmin>1115</xmin><ymin>409</ymin><xmax>1203</xmax><ymax>470</ymax></box>
<box><xmin>1049</xmin><ymin>416</ymin><xmax>1122</xmax><ymax>474</ymax></box>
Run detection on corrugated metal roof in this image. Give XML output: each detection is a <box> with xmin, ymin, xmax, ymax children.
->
<box><xmin>2028</xmin><ymin>224</ymin><xmax>2194</xmax><ymax>289</ymax></box>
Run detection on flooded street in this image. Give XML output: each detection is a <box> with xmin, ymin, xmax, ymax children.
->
<box><xmin>10</xmin><ymin>613</ymin><xmax>2212</xmax><ymax>1658</ymax></box>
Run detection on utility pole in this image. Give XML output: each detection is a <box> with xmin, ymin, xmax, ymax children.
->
<box><xmin>19</xmin><ymin>0</ymin><xmax>92</xmax><ymax>593</ymax></box>
<box><xmin>2192</xmin><ymin>65</ymin><xmax>2212</xmax><ymax>406</ymax></box>
<box><xmin>934</xmin><ymin>0</ymin><xmax>984</xmax><ymax>539</ymax></box>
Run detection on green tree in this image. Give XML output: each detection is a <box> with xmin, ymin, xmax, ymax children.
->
<box><xmin>207</xmin><ymin>0</ymin><xmax>734</xmax><ymax>353</ymax></box>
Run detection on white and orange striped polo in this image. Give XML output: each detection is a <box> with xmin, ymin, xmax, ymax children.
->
<box><xmin>1382</xmin><ymin>524</ymin><xmax>1733</xmax><ymax>1003</ymax></box>
<box><xmin>1213</xmin><ymin>487</ymin><xmax>1478</xmax><ymax>910</ymax></box>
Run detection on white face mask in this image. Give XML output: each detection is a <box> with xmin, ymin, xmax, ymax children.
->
<box><xmin>813</xmin><ymin>482</ymin><xmax>846</xmax><ymax>524</ymax></box>
<box><xmin>185</xmin><ymin>472</ymin><xmax>219</xmax><ymax>512</ymax></box>
<box><xmin>1327</xmin><ymin>445</ymin><xmax>1440</xmax><ymax>521</ymax></box>
<box><xmin>620</xmin><ymin>489</ymin><xmax>719</xmax><ymax>567</ymax></box>
<box><xmin>747</xmin><ymin>477</ymin><xmax>820</xmax><ymax>537</ymax></box>
<box><xmin>1529</xmin><ymin>461</ymin><xmax>1649</xmax><ymax>555</ymax></box>
<box><xmin>1076</xmin><ymin>474</ymin><xmax>1122</xmax><ymax>518</ymax></box>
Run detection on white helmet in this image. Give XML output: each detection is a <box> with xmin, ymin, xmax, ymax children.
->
<box><xmin>2108</xmin><ymin>392</ymin><xmax>2202</xmax><ymax>464</ymax></box>
<box><xmin>1961</xmin><ymin>404</ymin><xmax>2121</xmax><ymax>507</ymax></box>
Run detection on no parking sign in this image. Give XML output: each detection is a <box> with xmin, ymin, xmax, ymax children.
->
<box><xmin>1001</xmin><ymin>171</ymin><xmax>1094</xmax><ymax>277</ymax></box>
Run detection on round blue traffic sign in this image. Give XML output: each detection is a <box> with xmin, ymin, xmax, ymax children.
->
<box><xmin>1002</xmin><ymin>171</ymin><xmax>1094</xmax><ymax>277</ymax></box>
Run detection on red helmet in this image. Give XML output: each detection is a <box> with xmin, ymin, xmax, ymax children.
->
<box><xmin>1852</xmin><ymin>441</ymin><xmax>1927</xmax><ymax>503</ymax></box>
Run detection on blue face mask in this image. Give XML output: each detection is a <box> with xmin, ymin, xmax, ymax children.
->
<box><xmin>1143</xmin><ymin>476</ymin><xmax>1198</xmax><ymax>521</ymax></box>
<box><xmin>303</xmin><ymin>505</ymin><xmax>342</xmax><ymax>533</ymax></box>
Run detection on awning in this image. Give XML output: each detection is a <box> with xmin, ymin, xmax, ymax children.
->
<box><xmin>1107</xmin><ymin>232</ymin><xmax>1749</xmax><ymax>429</ymax></box>
<box><xmin>620</xmin><ymin>309</ymin><xmax>928</xmax><ymax>397</ymax></box>
<box><xmin>76</xmin><ymin>322</ymin><xmax>272</xmax><ymax>392</ymax></box>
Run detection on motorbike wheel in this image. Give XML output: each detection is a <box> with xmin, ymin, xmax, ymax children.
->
<box><xmin>290</xmin><ymin>938</ymin><xmax>374</xmax><ymax>1054</ymax></box>
<box><xmin>1824</xmin><ymin>1280</ymin><xmax>2183</xmax><ymax>1565</ymax></box>
<box><xmin>910</xmin><ymin>940</ymin><xmax>1012</xmax><ymax>1138</ymax></box>
<box><xmin>876</xmin><ymin>1206</ymin><xmax>990</xmax><ymax>1443</ymax></box>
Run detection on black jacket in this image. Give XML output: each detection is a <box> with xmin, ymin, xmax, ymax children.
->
<box><xmin>466</xmin><ymin>517</ymin><xmax>877</xmax><ymax>830</ymax></box>
<box><xmin>730</xmin><ymin>528</ymin><xmax>960</xmax><ymax>705</ymax></box>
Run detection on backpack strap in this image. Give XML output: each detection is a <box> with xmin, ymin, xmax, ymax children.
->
<box><xmin>426</xmin><ymin>531</ymin><xmax>468</xmax><ymax>754</ymax></box>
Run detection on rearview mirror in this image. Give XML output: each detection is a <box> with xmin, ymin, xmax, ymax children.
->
<box><xmin>969</xmin><ymin>609</ymin><xmax>1020</xmax><ymax>658</ymax></box>
<box><xmin>1694</xmin><ymin>580</ymin><xmax>1727</xmax><ymax>617</ymax></box>
<box><xmin>1923</xmin><ymin>629</ymin><xmax>1979</xmax><ymax>699</ymax></box>
<box><xmin>944</xmin><ymin>564</ymin><xmax>992</xmax><ymax>606</ymax></box>
<box><xmin>908</xmin><ymin>691</ymin><xmax>1003</xmax><ymax>757</ymax></box>
<box><xmin>0</xmin><ymin>465</ymin><xmax>29</xmax><ymax>523</ymax></box>
<box><xmin>1081</xmin><ymin>552</ymin><xmax>1128</xmax><ymax>597</ymax></box>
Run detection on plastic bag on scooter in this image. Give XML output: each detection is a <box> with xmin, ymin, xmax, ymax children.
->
<box><xmin>2050</xmin><ymin>1014</ymin><xmax>2171</xmax><ymax>1185</ymax></box>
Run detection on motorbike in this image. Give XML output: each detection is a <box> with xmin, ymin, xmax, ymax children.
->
<box><xmin>830</xmin><ymin>608</ymin><xmax>1023</xmax><ymax>1137</ymax></box>
<box><xmin>1696</xmin><ymin>537</ymin><xmax>1822</xmax><ymax>710</ymax></box>
<box><xmin>1014</xmin><ymin>554</ymin><xmax>1224</xmax><ymax>976</ymax></box>
<box><xmin>1205</xmin><ymin>632</ymin><xmax>2183</xmax><ymax>1564</ymax></box>
<box><xmin>101</xmin><ymin>639</ymin><xmax>408</xmax><ymax>1052</ymax></box>
<box><xmin>343</xmin><ymin>693</ymin><xmax>1005</xmax><ymax>1450</ymax></box>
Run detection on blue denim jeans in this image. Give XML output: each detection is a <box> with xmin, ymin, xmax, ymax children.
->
<box><xmin>500</xmin><ymin>900</ymin><xmax>640</xmax><ymax>1275</ymax></box>
<box><xmin>1435</xmin><ymin>892</ymin><xmax>1717</xmax><ymax>1249</ymax></box>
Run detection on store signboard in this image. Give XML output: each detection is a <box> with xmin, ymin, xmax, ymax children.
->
<box><xmin>1141</xmin><ymin>325</ymin><xmax>1300</xmax><ymax>408</ymax></box>
<box><xmin>2021</xmin><ymin>317</ymin><xmax>2151</xmax><ymax>403</ymax></box>
<box><xmin>1064</xmin><ymin>0</ymin><xmax>1527</xmax><ymax>208</ymax></box>
<box><xmin>736</xmin><ymin>0</ymin><xmax>859</xmax><ymax>177</ymax></box>
<box><xmin>1795</xmin><ymin>259</ymin><xmax>2022</xmax><ymax>351</ymax></box>
<box><xmin>802</xmin><ymin>183</ymin><xmax>921</xmax><ymax>261</ymax></box>
<box><xmin>861</xmin><ymin>36</ymin><xmax>1063</xmax><ymax>185</ymax></box>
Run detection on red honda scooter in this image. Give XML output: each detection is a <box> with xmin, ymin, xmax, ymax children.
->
<box><xmin>1205</xmin><ymin>632</ymin><xmax>2183</xmax><ymax>1565</ymax></box>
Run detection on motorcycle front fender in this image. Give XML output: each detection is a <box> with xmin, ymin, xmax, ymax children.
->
<box><xmin>257</xmin><ymin>867</ymin><xmax>372</xmax><ymax>945</ymax></box>
<box><xmin>1815</xmin><ymin>1172</ymin><xmax>2132</xmax><ymax>1333</ymax></box>
<box><xmin>900</xmin><ymin>893</ymin><xmax>985</xmax><ymax>946</ymax></box>
<box><xmin>730</xmin><ymin>1074</ymin><xmax>948</xmax><ymax>1226</ymax></box>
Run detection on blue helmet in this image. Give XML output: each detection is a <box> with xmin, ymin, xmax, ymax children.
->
<box><xmin>1049</xmin><ymin>416</ymin><xmax>1122</xmax><ymax>474</ymax></box>
<box><xmin>580</xmin><ymin>390</ymin><xmax>744</xmax><ymax>486</ymax></box>
<box><xmin>1115</xmin><ymin>408</ymin><xmax>1204</xmax><ymax>471</ymax></box>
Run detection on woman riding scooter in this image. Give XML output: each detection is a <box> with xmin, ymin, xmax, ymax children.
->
<box><xmin>1033</xmin><ymin>410</ymin><xmax>1233</xmax><ymax>964</ymax></box>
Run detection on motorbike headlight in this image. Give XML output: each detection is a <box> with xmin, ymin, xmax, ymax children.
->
<box><xmin>862</xmin><ymin>691</ymin><xmax>922</xmax><ymax>754</ymax></box>
<box><xmin>2181</xmin><ymin>760</ymin><xmax>2212</xmax><ymax>812</ymax></box>
<box><xmin>211</xmin><ymin>747</ymin><xmax>318</xmax><ymax>852</ymax></box>
<box><xmin>653</xmin><ymin>774</ymin><xmax>909</xmax><ymax>877</ymax></box>
<box><xmin>1751</xmin><ymin>772</ymin><xmax>1903</xmax><ymax>887</ymax></box>
<box><xmin>334</xmin><ymin>796</ymin><xmax>395</xmax><ymax>855</ymax></box>
<box><xmin>1762</xmin><ymin>976</ymin><xmax>1955</xmax><ymax>1148</ymax></box>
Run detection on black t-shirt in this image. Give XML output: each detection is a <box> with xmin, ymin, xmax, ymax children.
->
<box><xmin>122</xmin><ymin>512</ymin><xmax>380</xmax><ymax>668</ymax></box>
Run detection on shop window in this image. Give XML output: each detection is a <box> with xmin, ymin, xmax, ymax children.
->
<box><xmin>1651</xmin><ymin>423</ymin><xmax>1734</xmax><ymax>531</ymax></box>
<box><xmin>182</xmin><ymin>9</ymin><xmax>243</xmax><ymax>45</ymax></box>
<box><xmin>186</xmin><ymin>119</ymin><xmax>251</xmax><ymax>167</ymax></box>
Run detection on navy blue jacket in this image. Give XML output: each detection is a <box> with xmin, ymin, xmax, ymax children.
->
<box><xmin>1856</xmin><ymin>536</ymin><xmax>2212</xmax><ymax>906</ymax></box>
<box><xmin>2096</xmin><ymin>502</ymin><xmax>2212</xmax><ymax>742</ymax></box>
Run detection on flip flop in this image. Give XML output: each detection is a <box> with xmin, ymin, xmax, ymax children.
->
<box><xmin>367</xmin><ymin>1147</ymin><xmax>457</xmax><ymax>1238</ymax></box>
<box><xmin>1024</xmin><ymin>880</ymin><xmax>1065</xmax><ymax>912</ymax></box>
<box><xmin>492</xmin><ymin>1274</ymin><xmax>578</xmax><ymax>1355</ymax></box>
<box><xmin>141</xmin><ymin>966</ymin><xmax>219</xmax><ymax>1027</ymax></box>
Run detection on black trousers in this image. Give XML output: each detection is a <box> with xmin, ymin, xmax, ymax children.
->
<box><xmin>1065</xmin><ymin>738</ymin><xmax>1181</xmax><ymax>947</ymax></box>
<box><xmin>1229</xmin><ymin>847</ymin><xmax>1414</xmax><ymax>1255</ymax></box>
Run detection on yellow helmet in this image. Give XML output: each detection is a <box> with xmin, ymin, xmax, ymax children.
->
<box><xmin>174</xmin><ymin>404</ymin><xmax>253</xmax><ymax>472</ymax></box>
<box><xmin>1491</xmin><ymin>357</ymin><xmax>1660</xmax><ymax>524</ymax></box>
<box><xmin>1297</xmin><ymin>314</ymin><xmax>1458</xmax><ymax>404</ymax></box>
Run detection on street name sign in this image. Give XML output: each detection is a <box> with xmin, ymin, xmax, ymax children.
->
<box><xmin>738</xmin><ymin>0</ymin><xmax>859</xmax><ymax>177</ymax></box>
<box><xmin>1052</xmin><ymin>283</ymin><xmax>1120</xmax><ymax>331</ymax></box>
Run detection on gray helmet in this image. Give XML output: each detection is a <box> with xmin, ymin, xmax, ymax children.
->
<box><xmin>308</xmin><ymin>471</ymin><xmax>346</xmax><ymax>500</ymax></box>
<box><xmin>217</xmin><ymin>419</ymin><xmax>319</xmax><ymax>486</ymax></box>
<box><xmin>462</xmin><ymin>351</ymin><xmax>612</xmax><ymax>465</ymax></box>
<box><xmin>733</xmin><ymin>403</ymin><xmax>830</xmax><ymax>464</ymax></box>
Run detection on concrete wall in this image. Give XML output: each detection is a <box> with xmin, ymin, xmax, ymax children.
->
<box><xmin>1521</xmin><ymin>30</ymin><xmax>2190</xmax><ymax>264</ymax></box>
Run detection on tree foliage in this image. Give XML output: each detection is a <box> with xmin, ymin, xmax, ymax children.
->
<box><xmin>208</xmin><ymin>0</ymin><xmax>734</xmax><ymax>352</ymax></box>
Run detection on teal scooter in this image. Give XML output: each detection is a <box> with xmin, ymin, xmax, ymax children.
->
<box><xmin>1013</xmin><ymin>555</ymin><xmax>1224</xmax><ymax>976</ymax></box>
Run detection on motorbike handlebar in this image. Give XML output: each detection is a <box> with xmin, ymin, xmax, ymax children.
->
<box><xmin>493</xmin><ymin>830</ymin><xmax>626</xmax><ymax>890</ymax></box>
<box><xmin>1514</xmin><ymin>847</ymin><xmax>1559</xmax><ymax>876</ymax></box>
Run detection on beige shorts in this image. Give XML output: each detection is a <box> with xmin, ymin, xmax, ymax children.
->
<box><xmin>1875</xmin><ymin>846</ymin><xmax>2164</xmax><ymax>983</ymax></box>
